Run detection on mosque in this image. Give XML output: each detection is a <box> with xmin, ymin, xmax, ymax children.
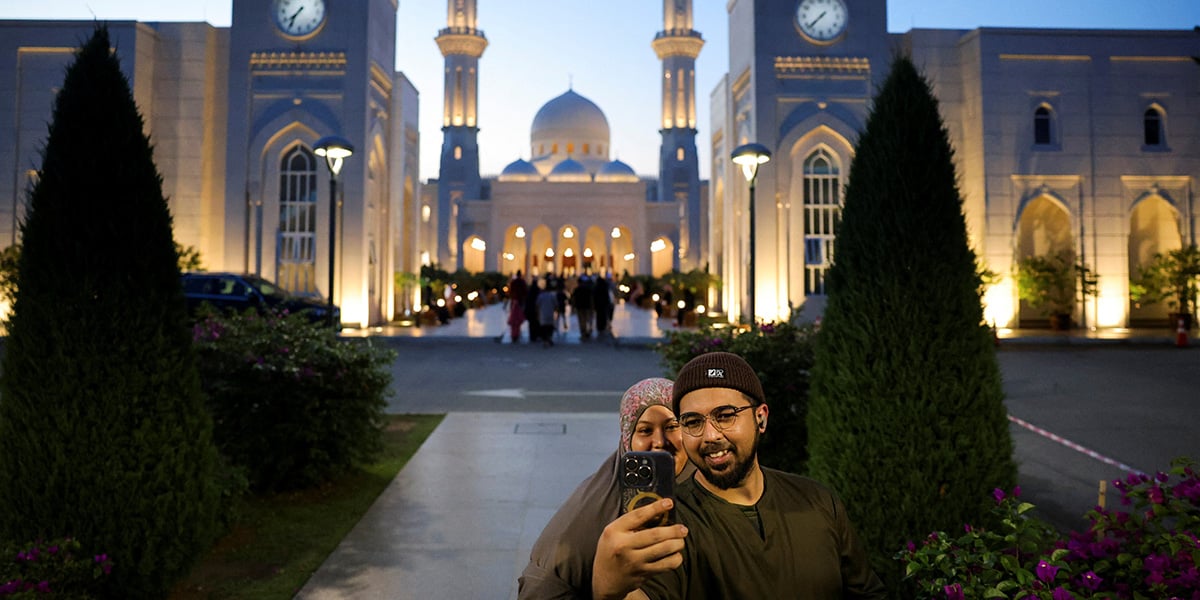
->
<box><xmin>423</xmin><ymin>0</ymin><xmax>706</xmax><ymax>282</ymax></box>
<box><xmin>1</xmin><ymin>0</ymin><xmax>1197</xmax><ymax>330</ymax></box>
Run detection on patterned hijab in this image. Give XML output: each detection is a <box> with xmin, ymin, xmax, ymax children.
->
<box><xmin>618</xmin><ymin>377</ymin><xmax>675</xmax><ymax>453</ymax></box>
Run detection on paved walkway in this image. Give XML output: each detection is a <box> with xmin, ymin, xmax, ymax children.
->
<box><xmin>299</xmin><ymin>303</ymin><xmax>1188</xmax><ymax>599</ymax></box>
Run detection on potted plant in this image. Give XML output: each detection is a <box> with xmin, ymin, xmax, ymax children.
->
<box><xmin>1129</xmin><ymin>244</ymin><xmax>1200</xmax><ymax>329</ymax></box>
<box><xmin>1016</xmin><ymin>249</ymin><xmax>1097</xmax><ymax>330</ymax></box>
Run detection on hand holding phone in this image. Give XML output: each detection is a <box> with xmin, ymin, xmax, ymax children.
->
<box><xmin>619</xmin><ymin>450</ymin><xmax>675</xmax><ymax>527</ymax></box>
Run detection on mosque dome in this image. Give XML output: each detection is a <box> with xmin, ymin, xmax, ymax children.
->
<box><xmin>547</xmin><ymin>157</ymin><xmax>592</xmax><ymax>182</ymax></box>
<box><xmin>498</xmin><ymin>158</ymin><xmax>541</xmax><ymax>182</ymax></box>
<box><xmin>595</xmin><ymin>159</ymin><xmax>639</xmax><ymax>183</ymax></box>
<box><xmin>531</xmin><ymin>89</ymin><xmax>610</xmax><ymax>144</ymax></box>
<box><xmin>530</xmin><ymin>89</ymin><xmax>611</xmax><ymax>176</ymax></box>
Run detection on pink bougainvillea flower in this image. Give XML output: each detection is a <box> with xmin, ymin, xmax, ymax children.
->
<box><xmin>944</xmin><ymin>583</ymin><xmax>964</xmax><ymax>600</ymax></box>
<box><xmin>993</xmin><ymin>488</ymin><xmax>1006</xmax><ymax>504</ymax></box>
<box><xmin>1036</xmin><ymin>560</ymin><xmax>1060</xmax><ymax>583</ymax></box>
<box><xmin>1050</xmin><ymin>587</ymin><xmax>1074</xmax><ymax>600</ymax></box>
<box><xmin>1078</xmin><ymin>571</ymin><xmax>1103</xmax><ymax>591</ymax></box>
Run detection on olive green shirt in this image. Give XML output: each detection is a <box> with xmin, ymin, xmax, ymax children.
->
<box><xmin>642</xmin><ymin>468</ymin><xmax>886</xmax><ymax>599</ymax></box>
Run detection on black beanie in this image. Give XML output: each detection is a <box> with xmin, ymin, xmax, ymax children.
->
<box><xmin>671</xmin><ymin>352</ymin><xmax>765</xmax><ymax>414</ymax></box>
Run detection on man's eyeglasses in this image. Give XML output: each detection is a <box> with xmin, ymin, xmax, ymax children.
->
<box><xmin>677</xmin><ymin>405</ymin><xmax>755</xmax><ymax>437</ymax></box>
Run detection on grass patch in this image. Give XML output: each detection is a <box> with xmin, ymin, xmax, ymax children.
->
<box><xmin>169</xmin><ymin>414</ymin><xmax>444</xmax><ymax>599</ymax></box>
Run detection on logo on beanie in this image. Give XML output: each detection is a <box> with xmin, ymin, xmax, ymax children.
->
<box><xmin>706</xmin><ymin>368</ymin><xmax>725</xmax><ymax>378</ymax></box>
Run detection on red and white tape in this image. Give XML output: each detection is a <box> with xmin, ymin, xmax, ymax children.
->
<box><xmin>1008</xmin><ymin>414</ymin><xmax>1145</xmax><ymax>476</ymax></box>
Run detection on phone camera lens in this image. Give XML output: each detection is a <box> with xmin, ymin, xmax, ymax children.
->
<box><xmin>636</xmin><ymin>464</ymin><xmax>653</xmax><ymax>483</ymax></box>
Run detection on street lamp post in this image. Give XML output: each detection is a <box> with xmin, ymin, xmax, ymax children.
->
<box><xmin>731</xmin><ymin>142</ymin><xmax>772</xmax><ymax>325</ymax></box>
<box><xmin>314</xmin><ymin>135</ymin><xmax>354</xmax><ymax>328</ymax></box>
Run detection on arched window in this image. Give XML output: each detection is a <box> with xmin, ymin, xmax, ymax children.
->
<box><xmin>802</xmin><ymin>148</ymin><xmax>841</xmax><ymax>295</ymax></box>
<box><xmin>277</xmin><ymin>145</ymin><xmax>319</xmax><ymax>295</ymax></box>
<box><xmin>1033</xmin><ymin>106</ymin><xmax>1053</xmax><ymax>145</ymax></box>
<box><xmin>1144</xmin><ymin>107</ymin><xmax>1164</xmax><ymax>147</ymax></box>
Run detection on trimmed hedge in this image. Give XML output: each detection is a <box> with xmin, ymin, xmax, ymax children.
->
<box><xmin>193</xmin><ymin>310</ymin><xmax>395</xmax><ymax>491</ymax></box>
<box><xmin>0</xmin><ymin>27</ymin><xmax>221</xmax><ymax>598</ymax></box>
<box><xmin>806</xmin><ymin>55</ymin><xmax>1016</xmax><ymax>589</ymax></box>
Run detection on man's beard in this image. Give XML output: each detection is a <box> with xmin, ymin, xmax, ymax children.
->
<box><xmin>693</xmin><ymin>428</ymin><xmax>759</xmax><ymax>490</ymax></box>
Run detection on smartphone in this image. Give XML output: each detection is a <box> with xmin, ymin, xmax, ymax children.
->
<box><xmin>619</xmin><ymin>450</ymin><xmax>675</xmax><ymax>527</ymax></box>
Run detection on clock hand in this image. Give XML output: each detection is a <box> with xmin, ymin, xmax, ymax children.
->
<box><xmin>807</xmin><ymin>11</ymin><xmax>827</xmax><ymax>29</ymax></box>
<box><xmin>289</xmin><ymin>6</ymin><xmax>304</xmax><ymax>27</ymax></box>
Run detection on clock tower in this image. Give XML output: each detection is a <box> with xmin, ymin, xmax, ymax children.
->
<box><xmin>223</xmin><ymin>0</ymin><xmax>400</xmax><ymax>326</ymax></box>
<box><xmin>714</xmin><ymin>0</ymin><xmax>889</xmax><ymax>322</ymax></box>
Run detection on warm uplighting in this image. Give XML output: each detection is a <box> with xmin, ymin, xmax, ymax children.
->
<box><xmin>563</xmin><ymin>227</ymin><xmax>574</xmax><ymax>239</ymax></box>
<box><xmin>545</xmin><ymin>248</ymin><xmax>555</xmax><ymax>258</ymax></box>
<box><xmin>564</xmin><ymin>248</ymin><xmax>574</xmax><ymax>257</ymax></box>
<box><xmin>469</xmin><ymin>238</ymin><xmax>487</xmax><ymax>251</ymax></box>
<box><xmin>623</xmin><ymin>252</ymin><xmax>636</xmax><ymax>261</ymax></box>
<box><xmin>611</xmin><ymin>227</ymin><xmax>621</xmax><ymax>239</ymax></box>
<box><xmin>583</xmin><ymin>247</ymin><xmax>593</xmax><ymax>258</ymax></box>
<box><xmin>650</xmin><ymin>239</ymin><xmax>667</xmax><ymax>252</ymax></box>
<box><xmin>982</xmin><ymin>278</ymin><xmax>1015</xmax><ymax>329</ymax></box>
<box><xmin>503</xmin><ymin>252</ymin><xmax>515</xmax><ymax>260</ymax></box>
<box><xmin>515</xmin><ymin>227</ymin><xmax>526</xmax><ymax>238</ymax></box>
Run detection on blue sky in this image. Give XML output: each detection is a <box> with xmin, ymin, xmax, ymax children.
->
<box><xmin>3</xmin><ymin>1</ymin><xmax>1198</xmax><ymax>180</ymax></box>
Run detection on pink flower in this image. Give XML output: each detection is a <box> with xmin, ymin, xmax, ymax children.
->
<box><xmin>1078</xmin><ymin>570</ymin><xmax>1103</xmax><ymax>591</ymax></box>
<box><xmin>1051</xmin><ymin>587</ymin><xmax>1074</xmax><ymax>600</ymax></box>
<box><xmin>1148</xmin><ymin>485</ymin><xmax>1165</xmax><ymax>504</ymax></box>
<box><xmin>1036</xmin><ymin>560</ymin><xmax>1060</xmax><ymax>583</ymax></box>
<box><xmin>944</xmin><ymin>583</ymin><xmax>964</xmax><ymax>600</ymax></box>
<box><xmin>993</xmin><ymin>487</ymin><xmax>1006</xmax><ymax>504</ymax></box>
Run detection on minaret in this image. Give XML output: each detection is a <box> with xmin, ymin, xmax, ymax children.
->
<box><xmin>435</xmin><ymin>0</ymin><xmax>487</xmax><ymax>268</ymax></box>
<box><xmin>653</xmin><ymin>0</ymin><xmax>703</xmax><ymax>271</ymax></box>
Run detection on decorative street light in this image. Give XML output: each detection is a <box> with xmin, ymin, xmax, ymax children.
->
<box><xmin>731</xmin><ymin>142</ymin><xmax>771</xmax><ymax>325</ymax></box>
<box><xmin>314</xmin><ymin>135</ymin><xmax>354</xmax><ymax>328</ymax></box>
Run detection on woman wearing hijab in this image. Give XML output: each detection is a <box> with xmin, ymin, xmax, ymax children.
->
<box><xmin>517</xmin><ymin>377</ymin><xmax>693</xmax><ymax>599</ymax></box>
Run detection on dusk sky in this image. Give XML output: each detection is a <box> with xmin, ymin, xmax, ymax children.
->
<box><xmin>3</xmin><ymin>1</ymin><xmax>1198</xmax><ymax>181</ymax></box>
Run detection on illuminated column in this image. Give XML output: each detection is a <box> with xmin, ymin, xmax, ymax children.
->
<box><xmin>652</xmin><ymin>0</ymin><xmax>704</xmax><ymax>270</ymax></box>
<box><xmin>435</xmin><ymin>0</ymin><xmax>487</xmax><ymax>269</ymax></box>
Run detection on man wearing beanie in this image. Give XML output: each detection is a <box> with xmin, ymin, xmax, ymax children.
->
<box><xmin>592</xmin><ymin>353</ymin><xmax>886</xmax><ymax>599</ymax></box>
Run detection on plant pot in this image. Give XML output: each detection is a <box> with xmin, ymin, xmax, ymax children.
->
<box><xmin>1049</xmin><ymin>313</ymin><xmax>1072</xmax><ymax>331</ymax></box>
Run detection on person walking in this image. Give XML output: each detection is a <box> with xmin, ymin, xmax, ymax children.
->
<box><xmin>506</xmin><ymin>270</ymin><xmax>528</xmax><ymax>344</ymax></box>
<box><xmin>524</xmin><ymin>278</ymin><xmax>542</xmax><ymax>344</ymax></box>
<box><xmin>593</xmin><ymin>275</ymin><xmax>613</xmax><ymax>337</ymax></box>
<box><xmin>536</xmin><ymin>284</ymin><xmax>558</xmax><ymax>347</ymax></box>
<box><xmin>571</xmin><ymin>275</ymin><xmax>595</xmax><ymax>339</ymax></box>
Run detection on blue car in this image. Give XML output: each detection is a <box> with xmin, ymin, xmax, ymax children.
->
<box><xmin>181</xmin><ymin>272</ymin><xmax>340</xmax><ymax>327</ymax></box>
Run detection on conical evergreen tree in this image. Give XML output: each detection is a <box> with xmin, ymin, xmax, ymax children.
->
<box><xmin>0</xmin><ymin>27</ymin><xmax>220</xmax><ymax>597</ymax></box>
<box><xmin>806</xmin><ymin>56</ymin><xmax>1016</xmax><ymax>586</ymax></box>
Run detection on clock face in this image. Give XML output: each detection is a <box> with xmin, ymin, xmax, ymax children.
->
<box><xmin>796</xmin><ymin>0</ymin><xmax>848</xmax><ymax>44</ymax></box>
<box><xmin>272</xmin><ymin>0</ymin><xmax>326</xmax><ymax>38</ymax></box>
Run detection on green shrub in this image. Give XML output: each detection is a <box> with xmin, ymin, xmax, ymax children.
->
<box><xmin>0</xmin><ymin>27</ymin><xmax>221</xmax><ymax>598</ymax></box>
<box><xmin>897</xmin><ymin>458</ymin><xmax>1200</xmax><ymax>599</ymax></box>
<box><xmin>807</xmin><ymin>55</ymin><xmax>1016</xmax><ymax>588</ymax></box>
<box><xmin>193</xmin><ymin>309</ymin><xmax>395</xmax><ymax>491</ymax></box>
<box><xmin>0</xmin><ymin>537</ymin><xmax>113</xmax><ymax>598</ymax></box>
<box><xmin>657</xmin><ymin>318</ymin><xmax>816</xmax><ymax>474</ymax></box>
